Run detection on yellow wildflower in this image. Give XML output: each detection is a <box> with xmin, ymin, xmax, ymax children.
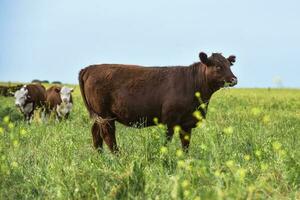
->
<box><xmin>272</xmin><ymin>141</ymin><xmax>282</xmax><ymax>151</ymax></box>
<box><xmin>236</xmin><ymin>168</ymin><xmax>247</xmax><ymax>181</ymax></box>
<box><xmin>176</xmin><ymin>149</ymin><xmax>183</xmax><ymax>158</ymax></box>
<box><xmin>255</xmin><ymin>150</ymin><xmax>262</xmax><ymax>158</ymax></box>
<box><xmin>184</xmin><ymin>135</ymin><xmax>190</xmax><ymax>141</ymax></box>
<box><xmin>20</xmin><ymin>129</ymin><xmax>27</xmax><ymax>136</ymax></box>
<box><xmin>195</xmin><ymin>92</ymin><xmax>201</xmax><ymax>98</ymax></box>
<box><xmin>244</xmin><ymin>154</ymin><xmax>251</xmax><ymax>161</ymax></box>
<box><xmin>153</xmin><ymin>117</ymin><xmax>158</xmax><ymax>124</ymax></box>
<box><xmin>3</xmin><ymin>116</ymin><xmax>10</xmax><ymax>123</ymax></box>
<box><xmin>193</xmin><ymin>111</ymin><xmax>202</xmax><ymax>121</ymax></box>
<box><xmin>181</xmin><ymin>180</ymin><xmax>189</xmax><ymax>188</ymax></box>
<box><xmin>261</xmin><ymin>163</ymin><xmax>268</xmax><ymax>171</ymax></box>
<box><xmin>183</xmin><ymin>190</ymin><xmax>190</xmax><ymax>197</ymax></box>
<box><xmin>13</xmin><ymin>140</ymin><xmax>19</xmax><ymax>148</ymax></box>
<box><xmin>173</xmin><ymin>125</ymin><xmax>181</xmax><ymax>133</ymax></box>
<box><xmin>160</xmin><ymin>146</ymin><xmax>168</xmax><ymax>154</ymax></box>
<box><xmin>223</xmin><ymin>126</ymin><xmax>234</xmax><ymax>135</ymax></box>
<box><xmin>251</xmin><ymin>107</ymin><xmax>261</xmax><ymax>116</ymax></box>
<box><xmin>177</xmin><ymin>160</ymin><xmax>185</xmax><ymax>168</ymax></box>
<box><xmin>214</xmin><ymin>170</ymin><xmax>221</xmax><ymax>177</ymax></box>
<box><xmin>262</xmin><ymin>115</ymin><xmax>270</xmax><ymax>124</ymax></box>
<box><xmin>226</xmin><ymin>160</ymin><xmax>235</xmax><ymax>168</ymax></box>
<box><xmin>8</xmin><ymin>123</ymin><xmax>14</xmax><ymax>129</ymax></box>
<box><xmin>11</xmin><ymin>161</ymin><xmax>18</xmax><ymax>168</ymax></box>
<box><xmin>158</xmin><ymin>123</ymin><xmax>165</xmax><ymax>129</ymax></box>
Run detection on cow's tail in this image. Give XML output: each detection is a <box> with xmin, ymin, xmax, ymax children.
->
<box><xmin>78</xmin><ymin>67</ymin><xmax>114</xmax><ymax>125</ymax></box>
<box><xmin>79</xmin><ymin>66</ymin><xmax>111</xmax><ymax>125</ymax></box>
<box><xmin>79</xmin><ymin>66</ymin><xmax>94</xmax><ymax>118</ymax></box>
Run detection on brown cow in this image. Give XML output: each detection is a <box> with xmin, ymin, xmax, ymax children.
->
<box><xmin>14</xmin><ymin>84</ymin><xmax>46</xmax><ymax>122</ymax></box>
<box><xmin>46</xmin><ymin>86</ymin><xmax>74</xmax><ymax>120</ymax></box>
<box><xmin>79</xmin><ymin>52</ymin><xmax>237</xmax><ymax>153</ymax></box>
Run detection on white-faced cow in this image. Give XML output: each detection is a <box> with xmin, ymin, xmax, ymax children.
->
<box><xmin>79</xmin><ymin>51</ymin><xmax>238</xmax><ymax>153</ymax></box>
<box><xmin>14</xmin><ymin>84</ymin><xmax>46</xmax><ymax>122</ymax></box>
<box><xmin>46</xmin><ymin>86</ymin><xmax>74</xmax><ymax>120</ymax></box>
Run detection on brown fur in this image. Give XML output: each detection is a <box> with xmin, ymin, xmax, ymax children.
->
<box><xmin>79</xmin><ymin>52</ymin><xmax>237</xmax><ymax>153</ymax></box>
<box><xmin>46</xmin><ymin>86</ymin><xmax>62</xmax><ymax>110</ymax></box>
<box><xmin>21</xmin><ymin>84</ymin><xmax>46</xmax><ymax>121</ymax></box>
<box><xmin>45</xmin><ymin>86</ymin><xmax>73</xmax><ymax>119</ymax></box>
<box><xmin>24</xmin><ymin>84</ymin><xmax>46</xmax><ymax>107</ymax></box>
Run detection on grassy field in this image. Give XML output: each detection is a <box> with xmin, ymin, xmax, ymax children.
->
<box><xmin>0</xmin><ymin>86</ymin><xmax>300</xmax><ymax>199</ymax></box>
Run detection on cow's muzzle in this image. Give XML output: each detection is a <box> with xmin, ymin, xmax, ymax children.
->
<box><xmin>224</xmin><ymin>77</ymin><xmax>238</xmax><ymax>87</ymax></box>
<box><xmin>229</xmin><ymin>77</ymin><xmax>238</xmax><ymax>86</ymax></box>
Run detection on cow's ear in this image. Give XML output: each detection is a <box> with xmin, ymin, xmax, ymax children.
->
<box><xmin>70</xmin><ymin>88</ymin><xmax>74</xmax><ymax>92</ymax></box>
<box><xmin>199</xmin><ymin>52</ymin><xmax>212</xmax><ymax>66</ymax></box>
<box><xmin>199</xmin><ymin>52</ymin><xmax>208</xmax><ymax>63</ymax></box>
<box><xmin>55</xmin><ymin>88</ymin><xmax>61</xmax><ymax>93</ymax></box>
<box><xmin>227</xmin><ymin>55</ymin><xmax>236</xmax><ymax>65</ymax></box>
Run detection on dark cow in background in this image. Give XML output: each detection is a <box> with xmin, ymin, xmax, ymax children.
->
<box><xmin>14</xmin><ymin>84</ymin><xmax>46</xmax><ymax>122</ymax></box>
<box><xmin>46</xmin><ymin>86</ymin><xmax>74</xmax><ymax>120</ymax></box>
<box><xmin>79</xmin><ymin>52</ymin><xmax>237</xmax><ymax>153</ymax></box>
<box><xmin>0</xmin><ymin>84</ymin><xmax>23</xmax><ymax>97</ymax></box>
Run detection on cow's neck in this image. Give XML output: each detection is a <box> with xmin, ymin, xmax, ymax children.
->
<box><xmin>190</xmin><ymin>63</ymin><xmax>218</xmax><ymax>103</ymax></box>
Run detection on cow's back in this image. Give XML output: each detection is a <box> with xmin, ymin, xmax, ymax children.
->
<box><xmin>79</xmin><ymin>64</ymin><xmax>193</xmax><ymax>126</ymax></box>
<box><xmin>26</xmin><ymin>84</ymin><xmax>46</xmax><ymax>107</ymax></box>
<box><xmin>46</xmin><ymin>86</ymin><xmax>62</xmax><ymax>110</ymax></box>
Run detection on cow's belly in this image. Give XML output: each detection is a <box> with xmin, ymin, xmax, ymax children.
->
<box><xmin>111</xmin><ymin>97</ymin><xmax>161</xmax><ymax>127</ymax></box>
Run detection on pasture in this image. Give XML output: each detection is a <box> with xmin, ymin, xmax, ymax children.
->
<box><xmin>0</xmin><ymin>85</ymin><xmax>299</xmax><ymax>199</ymax></box>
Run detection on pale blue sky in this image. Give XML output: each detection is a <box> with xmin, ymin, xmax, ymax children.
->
<box><xmin>1</xmin><ymin>0</ymin><xmax>299</xmax><ymax>87</ymax></box>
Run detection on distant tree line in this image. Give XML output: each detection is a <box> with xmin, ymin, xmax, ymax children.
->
<box><xmin>31</xmin><ymin>80</ymin><xmax>62</xmax><ymax>84</ymax></box>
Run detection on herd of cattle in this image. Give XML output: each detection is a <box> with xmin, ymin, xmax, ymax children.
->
<box><xmin>13</xmin><ymin>84</ymin><xmax>73</xmax><ymax>122</ymax></box>
<box><xmin>2</xmin><ymin>51</ymin><xmax>238</xmax><ymax>153</ymax></box>
<box><xmin>0</xmin><ymin>84</ymin><xmax>23</xmax><ymax>97</ymax></box>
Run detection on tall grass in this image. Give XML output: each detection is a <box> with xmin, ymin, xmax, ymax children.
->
<box><xmin>0</xmin><ymin>87</ymin><xmax>299</xmax><ymax>199</ymax></box>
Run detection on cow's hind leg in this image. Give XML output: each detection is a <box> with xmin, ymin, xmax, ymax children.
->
<box><xmin>180</xmin><ymin>128</ymin><xmax>192</xmax><ymax>152</ymax></box>
<box><xmin>91</xmin><ymin>122</ymin><xmax>103</xmax><ymax>152</ymax></box>
<box><xmin>100</xmin><ymin>120</ymin><xmax>118</xmax><ymax>153</ymax></box>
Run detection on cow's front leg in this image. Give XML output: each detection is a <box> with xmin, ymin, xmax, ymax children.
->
<box><xmin>55</xmin><ymin>114</ymin><xmax>60</xmax><ymax>122</ymax></box>
<box><xmin>179</xmin><ymin>128</ymin><xmax>192</xmax><ymax>152</ymax></box>
<box><xmin>41</xmin><ymin>108</ymin><xmax>46</xmax><ymax>122</ymax></box>
<box><xmin>164</xmin><ymin>125</ymin><xmax>174</xmax><ymax>145</ymax></box>
<box><xmin>26</xmin><ymin>113</ymin><xmax>33</xmax><ymax>124</ymax></box>
<box><xmin>23</xmin><ymin>103</ymin><xmax>34</xmax><ymax>123</ymax></box>
<box><xmin>24</xmin><ymin>114</ymin><xmax>29</xmax><ymax>122</ymax></box>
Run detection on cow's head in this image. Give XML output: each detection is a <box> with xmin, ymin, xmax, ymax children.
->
<box><xmin>199</xmin><ymin>52</ymin><xmax>237</xmax><ymax>89</ymax></box>
<box><xmin>14</xmin><ymin>86</ymin><xmax>30</xmax><ymax>107</ymax></box>
<box><xmin>56</xmin><ymin>86</ymin><xmax>73</xmax><ymax>103</ymax></box>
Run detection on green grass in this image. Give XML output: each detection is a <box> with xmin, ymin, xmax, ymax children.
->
<box><xmin>0</xmin><ymin>87</ymin><xmax>300</xmax><ymax>199</ymax></box>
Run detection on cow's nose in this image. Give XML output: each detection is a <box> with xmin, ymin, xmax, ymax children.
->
<box><xmin>230</xmin><ymin>77</ymin><xmax>238</xmax><ymax>86</ymax></box>
<box><xmin>15</xmin><ymin>103</ymin><xmax>20</xmax><ymax>107</ymax></box>
<box><xmin>62</xmin><ymin>98</ymin><xmax>68</xmax><ymax>102</ymax></box>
